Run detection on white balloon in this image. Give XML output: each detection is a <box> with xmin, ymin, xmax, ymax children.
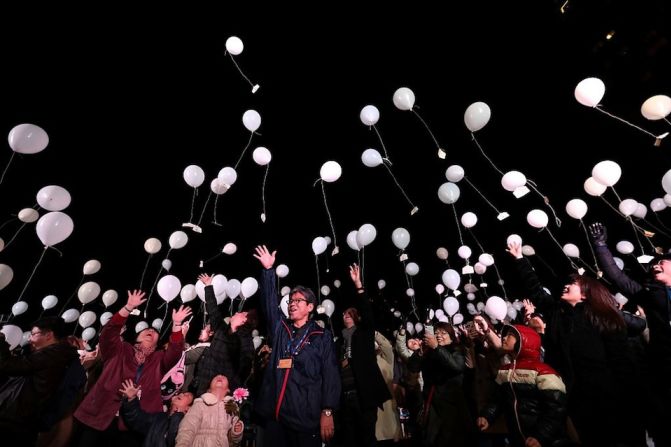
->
<box><xmin>464</xmin><ymin>283</ymin><xmax>478</xmax><ymax>293</ymax></box>
<box><xmin>406</xmin><ymin>288</ymin><xmax>415</xmax><ymax>297</ymax></box>
<box><xmin>82</xmin><ymin>327</ymin><xmax>97</xmax><ymax>341</ymax></box>
<box><xmin>522</xmin><ymin>245</ymin><xmax>536</xmax><ymax>256</ymax></box>
<box><xmin>100</xmin><ymin>311</ymin><xmax>113</xmax><ymax>326</ymax></box>
<box><xmin>562</xmin><ymin>243</ymin><xmax>580</xmax><ymax>258</ymax></box>
<box><xmin>357</xmin><ymin>223</ymin><xmax>377</xmax><ymax>247</ymax></box>
<box><xmin>12</xmin><ymin>301</ymin><xmax>28</xmax><ymax>316</ymax></box>
<box><xmin>135</xmin><ymin>321</ymin><xmax>149</xmax><ymax>333</ymax></box>
<box><xmin>457</xmin><ymin>245</ymin><xmax>472</xmax><ymax>259</ymax></box>
<box><xmin>83</xmin><ymin>259</ymin><xmax>101</xmax><ymax>275</ymax></box>
<box><xmin>574</xmin><ymin>77</ymin><xmax>605</xmax><ymax>107</ymax></box>
<box><xmin>8</xmin><ymin>123</ymin><xmax>49</xmax><ymax>154</ymax></box>
<box><xmin>18</xmin><ymin>208</ymin><xmax>39</xmax><ymax>223</ymax></box>
<box><xmin>320</xmin><ymin>285</ymin><xmax>331</xmax><ymax>296</ymax></box>
<box><xmin>252</xmin><ymin>147</ymin><xmax>272</xmax><ymax>166</ymax></box>
<box><xmin>62</xmin><ymin>308</ymin><xmax>80</xmax><ymax>323</ymax></box>
<box><xmin>393</xmin><ymin>310</ymin><xmax>402</xmax><ymax>318</ymax></box>
<box><xmin>464</xmin><ymin>101</ymin><xmax>491</xmax><ymax>132</ymax></box>
<box><xmin>461</xmin><ymin>212</ymin><xmax>478</xmax><ymax>228</ymax></box>
<box><xmin>378</xmin><ymin>279</ymin><xmax>386</xmax><ymax>290</ymax></box>
<box><xmin>633</xmin><ymin>203</ymin><xmax>648</xmax><ymax>219</ymax></box>
<box><xmin>225</xmin><ymin>36</ymin><xmax>244</xmax><ymax>55</ymax></box>
<box><xmin>152</xmin><ymin>318</ymin><xmax>163</xmax><ymax>331</ymax></box>
<box><xmin>436</xmin><ymin>247</ymin><xmax>448</xmax><ymax>260</ymax></box>
<box><xmin>36</xmin><ymin>211</ymin><xmax>74</xmax><ymax>247</ymax></box>
<box><xmin>222</xmin><ymin>242</ymin><xmax>237</xmax><ymax>255</ymax></box>
<box><xmin>210</xmin><ymin>178</ymin><xmax>228</xmax><ymax>195</ymax></box>
<box><xmin>180</xmin><ymin>284</ymin><xmax>197</xmax><ymax>303</ymax></box>
<box><xmin>592</xmin><ymin>160</ymin><xmax>622</xmax><ymax>187</ymax></box>
<box><xmin>320</xmin><ymin>161</ymin><xmax>342</xmax><ymax>183</ymax></box>
<box><xmin>36</xmin><ymin>185</ymin><xmax>71</xmax><ymax>211</ymax></box>
<box><xmin>507</xmin><ymin>234</ymin><xmax>523</xmax><ymax>246</ymax></box>
<box><xmin>414</xmin><ymin>322</ymin><xmax>423</xmax><ymax>334</ymax></box>
<box><xmin>1</xmin><ymin>325</ymin><xmax>23</xmax><ymax>349</ymax></box>
<box><xmin>161</xmin><ymin>259</ymin><xmax>173</xmax><ymax>271</ymax></box>
<box><xmin>618</xmin><ymin>199</ymin><xmax>639</xmax><ymax>217</ymax></box>
<box><xmin>144</xmin><ymin>237</ymin><xmax>162</xmax><ymax>254</ymax></box>
<box><xmin>437</xmin><ymin>182</ymin><xmax>460</xmax><ymax>204</ymax></box>
<box><xmin>322</xmin><ymin>299</ymin><xmax>335</xmax><ymax>317</ymax></box>
<box><xmin>406</xmin><ymin>322</ymin><xmax>415</xmax><ymax>335</ymax></box>
<box><xmin>253</xmin><ymin>335</ymin><xmax>263</xmax><ymax>350</ymax></box>
<box><xmin>226</xmin><ymin>279</ymin><xmax>241</xmax><ymax>299</ymax></box>
<box><xmin>157</xmin><ymin>275</ymin><xmax>181</xmax><ymax>302</ymax></box>
<box><xmin>78</xmin><ymin>281</ymin><xmax>101</xmax><ymax>304</ymax></box>
<box><xmin>641</xmin><ymin>95</ymin><xmax>671</xmax><ymax>120</ymax></box>
<box><xmin>527</xmin><ymin>209</ymin><xmax>549</xmax><ymax>229</ymax></box>
<box><xmin>584</xmin><ymin>177</ymin><xmax>608</xmax><ymax>197</ymax></box>
<box><xmin>169</xmin><ymin>231</ymin><xmax>188</xmax><ymax>249</ymax></box>
<box><xmin>218</xmin><ymin>167</ymin><xmax>238</xmax><ymax>187</ymax></box>
<box><xmin>405</xmin><ymin>262</ymin><xmax>420</xmax><ymax>276</ymax></box>
<box><xmin>474</xmin><ymin>262</ymin><xmax>487</xmax><ymax>275</ymax></box>
<box><xmin>361</xmin><ymin>148</ymin><xmax>383</xmax><ymax>168</ymax></box>
<box><xmin>183</xmin><ymin>165</ymin><xmax>205</xmax><ymax>188</ymax></box>
<box><xmin>565</xmin><ymin>199</ymin><xmax>588</xmax><ymax>220</ymax></box>
<box><xmin>445</xmin><ymin>165</ymin><xmax>465</xmax><ymax>182</ymax></box>
<box><xmin>443</xmin><ymin>297</ymin><xmax>459</xmax><ymax>316</ymax></box>
<box><xmin>276</xmin><ymin>264</ymin><xmax>289</xmax><ymax>278</ymax></box>
<box><xmin>333</xmin><ymin>279</ymin><xmax>341</xmax><ymax>288</ymax></box>
<box><xmin>392</xmin><ymin>87</ymin><xmax>415</xmax><ymax>110</ymax></box>
<box><xmin>312</xmin><ymin>236</ymin><xmax>327</xmax><ymax>255</ymax></box>
<box><xmin>241</xmin><ymin>277</ymin><xmax>259</xmax><ymax>299</ymax></box>
<box><xmin>0</xmin><ymin>264</ymin><xmax>13</xmax><ymax>291</ymax></box>
<box><xmin>485</xmin><ymin>296</ymin><xmax>508</xmax><ymax>320</ymax></box>
<box><xmin>360</xmin><ymin>105</ymin><xmax>380</xmax><ymax>126</ymax></box>
<box><xmin>78</xmin><ymin>311</ymin><xmax>96</xmax><ymax>328</ymax></box>
<box><xmin>452</xmin><ymin>313</ymin><xmax>464</xmax><ymax>325</ymax></box>
<box><xmin>442</xmin><ymin>269</ymin><xmax>461</xmax><ymax>290</ymax></box>
<box><xmin>478</xmin><ymin>253</ymin><xmax>495</xmax><ymax>267</ymax></box>
<box><xmin>467</xmin><ymin>292</ymin><xmax>476</xmax><ymax>301</ymax></box>
<box><xmin>280</xmin><ymin>286</ymin><xmax>291</xmax><ymax>296</ymax></box>
<box><xmin>501</xmin><ymin>171</ymin><xmax>527</xmax><ymax>192</ymax></box>
<box><xmin>435</xmin><ymin>284</ymin><xmax>445</xmax><ymax>294</ymax></box>
<box><xmin>391</xmin><ymin>227</ymin><xmax>410</xmax><ymax>250</ymax></box>
<box><xmin>651</xmin><ymin>198</ymin><xmax>667</xmax><ymax>212</ymax></box>
<box><xmin>616</xmin><ymin>240</ymin><xmax>635</xmax><ymax>255</ymax></box>
<box><xmin>102</xmin><ymin>289</ymin><xmax>118</xmax><ymax>307</ymax></box>
<box><xmin>324</xmin><ymin>236</ymin><xmax>332</xmax><ymax>246</ymax></box>
<box><xmin>242</xmin><ymin>109</ymin><xmax>261</xmax><ymax>132</ymax></box>
<box><xmin>346</xmin><ymin>231</ymin><xmax>361</xmax><ymax>251</ymax></box>
<box><xmin>664</xmin><ymin>171</ymin><xmax>671</xmax><ymax>196</ymax></box>
<box><xmin>41</xmin><ymin>294</ymin><xmax>58</xmax><ymax>310</ymax></box>
<box><xmin>613</xmin><ymin>257</ymin><xmax>625</xmax><ymax>270</ymax></box>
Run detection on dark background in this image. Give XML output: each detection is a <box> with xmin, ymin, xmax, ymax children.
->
<box><xmin>0</xmin><ymin>1</ymin><xmax>670</xmax><ymax>337</ymax></box>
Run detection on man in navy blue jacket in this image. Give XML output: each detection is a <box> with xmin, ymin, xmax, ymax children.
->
<box><xmin>253</xmin><ymin>245</ymin><xmax>340</xmax><ymax>447</ymax></box>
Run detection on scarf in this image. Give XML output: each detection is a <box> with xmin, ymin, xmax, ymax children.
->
<box><xmin>133</xmin><ymin>343</ymin><xmax>156</xmax><ymax>365</ymax></box>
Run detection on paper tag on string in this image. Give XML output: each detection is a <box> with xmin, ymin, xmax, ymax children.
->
<box><xmin>637</xmin><ymin>255</ymin><xmax>654</xmax><ymax>264</ymax></box>
<box><xmin>331</xmin><ymin>246</ymin><xmax>340</xmax><ymax>256</ymax></box>
<box><xmin>182</xmin><ymin>223</ymin><xmax>195</xmax><ymax>228</ymax></box>
<box><xmin>192</xmin><ymin>225</ymin><xmax>203</xmax><ymax>233</ymax></box>
<box><xmin>410</xmin><ymin>206</ymin><xmax>419</xmax><ymax>215</ymax></box>
<box><xmin>462</xmin><ymin>265</ymin><xmax>474</xmax><ymax>275</ymax></box>
<box><xmin>513</xmin><ymin>186</ymin><xmax>530</xmax><ymax>198</ymax></box>
<box><xmin>437</xmin><ymin>148</ymin><xmax>446</xmax><ymax>159</ymax></box>
<box><xmin>260</xmin><ymin>213</ymin><xmax>266</xmax><ymax>223</ymax></box>
<box><xmin>399</xmin><ymin>253</ymin><xmax>409</xmax><ymax>262</ymax></box>
<box><xmin>497</xmin><ymin>212</ymin><xmax>510</xmax><ymax>221</ymax></box>
<box><xmin>480</xmin><ymin>282</ymin><xmax>488</xmax><ymax>288</ymax></box>
<box><xmin>453</xmin><ymin>290</ymin><xmax>462</xmax><ymax>297</ymax></box>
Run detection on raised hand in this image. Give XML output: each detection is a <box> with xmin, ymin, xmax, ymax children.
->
<box><xmin>198</xmin><ymin>273</ymin><xmax>213</xmax><ymax>286</ymax></box>
<box><xmin>588</xmin><ymin>222</ymin><xmax>608</xmax><ymax>246</ymax></box>
<box><xmin>172</xmin><ymin>305</ymin><xmax>193</xmax><ymax>325</ymax></box>
<box><xmin>118</xmin><ymin>379</ymin><xmax>140</xmax><ymax>400</ymax></box>
<box><xmin>126</xmin><ymin>290</ymin><xmax>146</xmax><ymax>310</ymax></box>
<box><xmin>349</xmin><ymin>263</ymin><xmax>362</xmax><ymax>288</ymax></box>
<box><xmin>253</xmin><ymin>245</ymin><xmax>277</xmax><ymax>269</ymax></box>
<box><xmin>506</xmin><ymin>241</ymin><xmax>523</xmax><ymax>259</ymax></box>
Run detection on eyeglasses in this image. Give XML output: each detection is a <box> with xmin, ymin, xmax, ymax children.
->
<box><xmin>30</xmin><ymin>331</ymin><xmax>43</xmax><ymax>337</ymax></box>
<box><xmin>289</xmin><ymin>298</ymin><xmax>308</xmax><ymax>305</ymax></box>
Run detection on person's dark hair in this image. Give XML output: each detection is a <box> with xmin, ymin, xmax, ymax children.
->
<box><xmin>434</xmin><ymin>322</ymin><xmax>457</xmax><ymax>342</ymax></box>
<box><xmin>32</xmin><ymin>316</ymin><xmax>66</xmax><ymax>340</ymax></box>
<box><xmin>570</xmin><ymin>273</ymin><xmax>625</xmax><ymax>333</ymax></box>
<box><xmin>289</xmin><ymin>285</ymin><xmax>316</xmax><ymax>304</ymax></box>
<box><xmin>342</xmin><ymin>307</ymin><xmax>361</xmax><ymax>325</ymax></box>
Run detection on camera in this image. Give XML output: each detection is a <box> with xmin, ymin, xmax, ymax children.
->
<box><xmin>424</xmin><ymin>324</ymin><xmax>434</xmax><ymax>336</ymax></box>
<box><xmin>398</xmin><ymin>407</ymin><xmax>410</xmax><ymax>422</ymax></box>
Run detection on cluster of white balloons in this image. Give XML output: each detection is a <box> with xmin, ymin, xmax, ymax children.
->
<box><xmin>346</xmin><ymin>224</ymin><xmax>377</xmax><ymax>251</ymax></box>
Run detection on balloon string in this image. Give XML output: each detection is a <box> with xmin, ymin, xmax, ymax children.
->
<box><xmin>654</xmin><ymin>212</ymin><xmax>671</xmax><ymax>234</ymax></box>
<box><xmin>627</xmin><ymin>217</ymin><xmax>656</xmax><ymax>253</ymax></box>
<box><xmin>212</xmin><ymin>194</ymin><xmax>222</xmax><ymax>226</ymax></box>
<box><xmin>0</xmin><ymin>152</ymin><xmax>16</xmax><ymax>185</ymax></box>
<box><xmin>463</xmin><ymin>176</ymin><xmax>503</xmax><ymax>214</ymax></box>
<box><xmin>533</xmin><ymin>253</ymin><xmax>558</xmax><ymax>278</ymax></box>
<box><xmin>608</xmin><ymin>186</ymin><xmax>623</xmax><ymax>202</ymax></box>
<box><xmin>382</xmin><ymin>163</ymin><xmax>418</xmax><ymax>213</ymax></box>
<box><xmin>466</xmin><ymin>228</ymin><xmax>486</xmax><ymax>253</ymax></box>
<box><xmin>411</xmin><ymin>109</ymin><xmax>442</xmax><ymax>150</ymax></box>
<box><xmin>261</xmin><ymin>164</ymin><xmax>270</xmax><ymax>221</ymax></box>
<box><xmin>227</xmin><ymin>53</ymin><xmax>258</xmax><ymax>91</ymax></box>
<box><xmin>159</xmin><ymin>303</ymin><xmax>173</xmax><ymax>340</ymax></box>
<box><xmin>139</xmin><ymin>254</ymin><xmax>153</xmax><ymax>290</ymax></box>
<box><xmin>315</xmin><ymin>255</ymin><xmax>321</xmax><ymax>304</ymax></box>
<box><xmin>320</xmin><ymin>181</ymin><xmax>338</xmax><ymax>250</ymax></box>
<box><xmin>234</xmin><ymin>132</ymin><xmax>255</xmax><ymax>169</ymax></box>
<box><xmin>17</xmin><ymin>247</ymin><xmax>48</xmax><ymax>304</ymax></box>
<box><xmin>195</xmin><ymin>190</ymin><xmax>213</xmax><ymax>227</ymax></box>
<box><xmin>3</xmin><ymin>222</ymin><xmax>27</xmax><ymax>249</ymax></box>
<box><xmin>471</xmin><ymin>134</ymin><xmax>504</xmax><ymax>176</ymax></box>
<box><xmin>595</xmin><ymin>106</ymin><xmax>657</xmax><ymax>138</ymax></box>
<box><xmin>145</xmin><ymin>248</ymin><xmax>172</xmax><ymax>318</ymax></box>
<box><xmin>491</xmin><ymin>263</ymin><xmax>508</xmax><ymax>299</ymax></box>
<box><xmin>188</xmin><ymin>188</ymin><xmax>197</xmax><ymax>223</ymax></box>
<box><xmin>575</xmin><ymin>255</ymin><xmax>602</xmax><ymax>278</ymax></box>
<box><xmin>59</xmin><ymin>274</ymin><xmax>86</xmax><ymax>315</ymax></box>
<box><xmin>602</xmin><ymin>196</ymin><xmax>657</xmax><ymax>241</ymax></box>
<box><xmin>202</xmin><ymin>251</ymin><xmax>223</xmax><ymax>265</ymax></box>
<box><xmin>579</xmin><ymin>220</ymin><xmax>601</xmax><ymax>272</ymax></box>
<box><xmin>450</xmin><ymin>204</ymin><xmax>464</xmax><ymax>245</ymax></box>
<box><xmin>360</xmin><ymin>247</ymin><xmax>365</xmax><ymax>288</ymax></box>
<box><xmin>372</xmin><ymin>125</ymin><xmax>390</xmax><ymax>160</ymax></box>
<box><xmin>542</xmin><ymin>227</ymin><xmax>580</xmax><ymax>271</ymax></box>
<box><xmin>527</xmin><ymin>179</ymin><xmax>562</xmax><ymax>227</ymax></box>
<box><xmin>0</xmin><ymin>216</ymin><xmax>17</xmax><ymax>232</ymax></box>
<box><xmin>636</xmin><ymin>216</ymin><xmax>671</xmax><ymax>240</ymax></box>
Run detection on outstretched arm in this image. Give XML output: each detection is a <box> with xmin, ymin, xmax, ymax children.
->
<box><xmin>589</xmin><ymin>222</ymin><xmax>643</xmax><ymax>297</ymax></box>
<box><xmin>254</xmin><ymin>245</ymin><xmax>281</xmax><ymax>336</ymax></box>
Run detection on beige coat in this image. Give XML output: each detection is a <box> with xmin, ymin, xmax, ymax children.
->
<box><xmin>375</xmin><ymin>332</ymin><xmax>401</xmax><ymax>441</ymax></box>
<box><xmin>176</xmin><ymin>393</ymin><xmax>244</xmax><ymax>447</ymax></box>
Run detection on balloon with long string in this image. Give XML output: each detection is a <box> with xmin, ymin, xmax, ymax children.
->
<box><xmin>312</xmin><ymin>237</ymin><xmax>327</xmax><ymax>303</ymax></box>
<box><xmin>3</xmin><ymin>207</ymin><xmax>39</xmax><ymax>250</ymax></box>
<box><xmin>565</xmin><ymin>198</ymin><xmax>601</xmax><ymax>275</ymax></box>
<box><xmin>213</xmin><ymin>167</ymin><xmax>239</xmax><ymax>225</ymax></box>
<box><xmin>39</xmin><ymin>294</ymin><xmax>57</xmax><ymax>317</ymax></box>
<box><xmin>562</xmin><ymin>243</ymin><xmax>600</xmax><ymax>276</ymax></box>
<box><xmin>446</xmin><ymin>165</ymin><xmax>509</xmax><ymax>221</ymax></box>
<box><xmin>462</xmin><ymin>217</ymin><xmax>509</xmax><ymax>301</ymax></box>
<box><xmin>360</xmin><ymin>105</ymin><xmax>392</xmax><ymax>162</ymax></box>
<box><xmin>224</xmin><ymin>36</ymin><xmax>260</xmax><ymax>94</ymax></box>
<box><xmin>630</xmin><ymin>201</ymin><xmax>671</xmax><ymax>241</ymax></box>
<box><xmin>464</xmin><ymin>101</ymin><xmax>504</xmax><ymax>174</ymax></box>
<box><xmin>649</xmin><ymin>197</ymin><xmax>671</xmax><ymax>234</ymax></box>
<box><xmin>235</xmin><ymin>110</ymin><xmax>262</xmax><ymax>169</ymax></box>
<box><xmin>575</xmin><ymin>78</ymin><xmax>669</xmax><ymax>146</ymax></box>
<box><xmin>316</xmin><ymin>161</ymin><xmax>342</xmax><ymax>255</ymax></box>
<box><xmin>71</xmin><ymin>283</ymin><xmax>101</xmax><ymax>335</ymax></box>
<box><xmin>182</xmin><ymin>165</ymin><xmax>205</xmax><ymax>232</ymax></box>
<box><xmin>393</xmin><ymin>87</ymin><xmax>447</xmax><ymax>159</ymax></box>
<box><xmin>156</xmin><ymin>274</ymin><xmax>182</xmax><ymax>332</ymax></box>
<box><xmin>641</xmin><ymin>94</ymin><xmax>671</xmax><ymax>127</ymax></box>
<box><xmin>139</xmin><ymin>238</ymin><xmax>162</xmax><ymax>289</ymax></box>
<box><xmin>239</xmin><ymin>277</ymin><xmax>258</xmax><ymax>312</ymax></box>
<box><xmin>501</xmin><ymin>170</ymin><xmax>561</xmax><ymax>227</ymax></box>
<box><xmin>144</xmin><ymin>231</ymin><xmax>188</xmax><ymax>318</ymax></box>
<box><xmin>202</xmin><ymin>242</ymin><xmax>237</xmax><ymax>268</ymax></box>
<box><xmin>16</xmin><ymin>211</ymin><xmax>74</xmax><ymax>312</ymax></box>
<box><xmin>253</xmin><ymin>147</ymin><xmax>272</xmax><ymax>222</ymax></box>
<box><xmin>208</xmin><ymin>178</ymin><xmax>229</xmax><ymax>226</ymax></box>
<box><xmin>356</xmin><ymin>223</ymin><xmax>377</xmax><ymax>286</ymax></box>
<box><xmin>346</xmin><ymin>230</ymin><xmax>362</xmax><ymax>265</ymax></box>
<box><xmin>1</xmin><ymin>123</ymin><xmax>49</xmax><ymax>185</ymax></box>
<box><xmin>527</xmin><ymin>209</ymin><xmax>582</xmax><ymax>273</ymax></box>
<box><xmin>361</xmin><ymin>148</ymin><xmax>419</xmax><ymax>215</ymax></box>
<box><xmin>437</xmin><ymin>182</ymin><xmax>464</xmax><ymax>245</ymax></box>
<box><xmin>58</xmin><ymin>260</ymin><xmax>101</xmax><ymax>314</ymax></box>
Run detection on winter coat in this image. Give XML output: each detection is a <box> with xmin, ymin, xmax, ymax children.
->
<box><xmin>175</xmin><ymin>393</ymin><xmax>243</xmax><ymax>447</ymax></box>
<box><xmin>480</xmin><ymin>325</ymin><xmax>568</xmax><ymax>447</ymax></box>
<box><xmin>74</xmin><ymin>312</ymin><xmax>184</xmax><ymax>430</ymax></box>
<box><xmin>255</xmin><ymin>268</ymin><xmax>340</xmax><ymax>433</ymax></box>
<box><xmin>374</xmin><ymin>332</ymin><xmax>401</xmax><ymax>441</ymax></box>
<box><xmin>121</xmin><ymin>397</ymin><xmax>184</xmax><ymax>447</ymax></box>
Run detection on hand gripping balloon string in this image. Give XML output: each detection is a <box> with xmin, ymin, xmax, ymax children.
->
<box><xmin>226</xmin><ymin>52</ymin><xmax>259</xmax><ymax>93</ymax></box>
<box><xmin>59</xmin><ymin>274</ymin><xmax>85</xmax><ymax>315</ymax></box>
<box><xmin>411</xmin><ymin>108</ymin><xmax>444</xmax><ymax>156</ymax></box>
<box><xmin>595</xmin><ymin>106</ymin><xmax>658</xmax><ymax>140</ymax></box>
<box><xmin>471</xmin><ymin>134</ymin><xmax>504</xmax><ymax>176</ymax></box>
<box><xmin>527</xmin><ymin>179</ymin><xmax>562</xmax><ymax>227</ymax></box>
<box><xmin>382</xmin><ymin>163</ymin><xmax>418</xmax><ymax>215</ymax></box>
<box><xmin>16</xmin><ymin>247</ymin><xmax>48</xmax><ymax>304</ymax></box>
<box><xmin>371</xmin><ymin>125</ymin><xmax>390</xmax><ymax>160</ymax></box>
<box><xmin>316</xmin><ymin>180</ymin><xmax>338</xmax><ymax>253</ymax></box>
<box><xmin>463</xmin><ymin>176</ymin><xmax>504</xmax><ymax>215</ymax></box>
<box><xmin>261</xmin><ymin>164</ymin><xmax>270</xmax><ymax>222</ymax></box>
<box><xmin>450</xmin><ymin>204</ymin><xmax>465</xmax><ymax>246</ymax></box>
<box><xmin>195</xmin><ymin>190</ymin><xmax>213</xmax><ymax>228</ymax></box>
<box><xmin>0</xmin><ymin>152</ymin><xmax>16</xmax><ymax>185</ymax></box>
<box><xmin>234</xmin><ymin>132</ymin><xmax>255</xmax><ymax>170</ymax></box>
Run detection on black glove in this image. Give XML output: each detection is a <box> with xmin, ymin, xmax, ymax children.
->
<box><xmin>588</xmin><ymin>222</ymin><xmax>607</xmax><ymax>246</ymax></box>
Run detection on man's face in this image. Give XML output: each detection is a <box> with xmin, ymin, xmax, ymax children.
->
<box><xmin>29</xmin><ymin>327</ymin><xmax>52</xmax><ymax>351</ymax></box>
<box><xmin>652</xmin><ymin>259</ymin><xmax>671</xmax><ymax>285</ymax></box>
<box><xmin>288</xmin><ymin>292</ymin><xmax>313</xmax><ymax>322</ymax></box>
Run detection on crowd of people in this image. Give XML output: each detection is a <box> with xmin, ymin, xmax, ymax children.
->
<box><xmin>0</xmin><ymin>222</ymin><xmax>670</xmax><ymax>446</ymax></box>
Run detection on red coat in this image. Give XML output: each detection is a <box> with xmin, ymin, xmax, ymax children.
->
<box><xmin>74</xmin><ymin>313</ymin><xmax>184</xmax><ymax>430</ymax></box>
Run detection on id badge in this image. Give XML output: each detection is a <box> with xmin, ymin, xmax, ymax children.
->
<box><xmin>278</xmin><ymin>358</ymin><xmax>293</xmax><ymax>369</ymax></box>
